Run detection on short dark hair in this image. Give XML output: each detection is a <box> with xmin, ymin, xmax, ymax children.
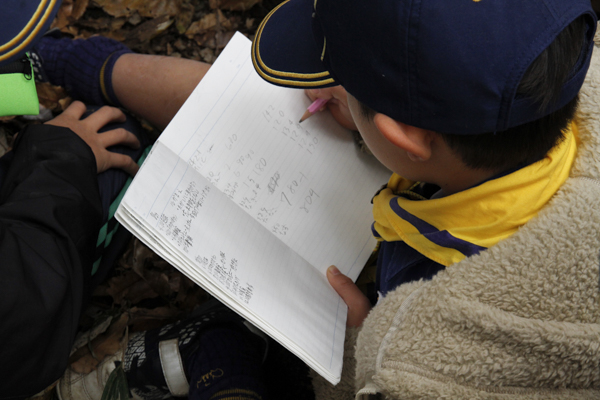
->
<box><xmin>360</xmin><ymin>16</ymin><xmax>587</xmax><ymax>172</ymax></box>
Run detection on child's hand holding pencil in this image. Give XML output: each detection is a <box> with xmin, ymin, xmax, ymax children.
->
<box><xmin>299</xmin><ymin>98</ymin><xmax>329</xmax><ymax>123</ymax></box>
<box><xmin>302</xmin><ymin>87</ymin><xmax>358</xmax><ymax>130</ymax></box>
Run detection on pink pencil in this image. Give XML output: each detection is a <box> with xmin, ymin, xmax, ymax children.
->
<box><xmin>299</xmin><ymin>98</ymin><xmax>329</xmax><ymax>123</ymax></box>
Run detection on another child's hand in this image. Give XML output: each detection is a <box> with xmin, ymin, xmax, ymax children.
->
<box><xmin>327</xmin><ymin>265</ymin><xmax>371</xmax><ymax>327</ymax></box>
<box><xmin>305</xmin><ymin>87</ymin><xmax>358</xmax><ymax>131</ymax></box>
<box><xmin>46</xmin><ymin>101</ymin><xmax>141</xmax><ymax>176</ymax></box>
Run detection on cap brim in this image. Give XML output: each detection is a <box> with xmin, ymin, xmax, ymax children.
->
<box><xmin>0</xmin><ymin>0</ymin><xmax>61</xmax><ymax>66</ymax></box>
<box><xmin>252</xmin><ymin>0</ymin><xmax>336</xmax><ymax>88</ymax></box>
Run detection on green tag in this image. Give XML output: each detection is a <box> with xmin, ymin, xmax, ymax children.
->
<box><xmin>101</xmin><ymin>363</ymin><xmax>130</xmax><ymax>400</ymax></box>
<box><xmin>0</xmin><ymin>56</ymin><xmax>39</xmax><ymax>117</ymax></box>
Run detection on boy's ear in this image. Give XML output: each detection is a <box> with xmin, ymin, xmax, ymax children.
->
<box><xmin>374</xmin><ymin>113</ymin><xmax>433</xmax><ymax>161</ymax></box>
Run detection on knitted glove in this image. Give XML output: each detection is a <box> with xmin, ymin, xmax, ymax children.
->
<box><xmin>31</xmin><ymin>35</ymin><xmax>131</xmax><ymax>107</ymax></box>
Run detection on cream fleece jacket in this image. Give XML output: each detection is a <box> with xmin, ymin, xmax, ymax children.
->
<box><xmin>313</xmin><ymin>26</ymin><xmax>600</xmax><ymax>400</ymax></box>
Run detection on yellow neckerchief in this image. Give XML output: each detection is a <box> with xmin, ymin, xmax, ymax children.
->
<box><xmin>372</xmin><ymin>123</ymin><xmax>578</xmax><ymax>267</ymax></box>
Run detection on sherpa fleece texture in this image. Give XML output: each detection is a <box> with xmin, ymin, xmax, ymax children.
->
<box><xmin>313</xmin><ymin>25</ymin><xmax>600</xmax><ymax>400</ymax></box>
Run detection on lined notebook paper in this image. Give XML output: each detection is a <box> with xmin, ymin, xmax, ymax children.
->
<box><xmin>116</xmin><ymin>32</ymin><xmax>390</xmax><ymax>384</ymax></box>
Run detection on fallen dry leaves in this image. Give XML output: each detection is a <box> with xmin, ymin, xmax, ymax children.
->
<box><xmin>210</xmin><ymin>0</ymin><xmax>262</xmax><ymax>11</ymax></box>
<box><xmin>52</xmin><ymin>0</ymin><xmax>90</xmax><ymax>30</ymax></box>
<box><xmin>91</xmin><ymin>238</ymin><xmax>209</xmax><ymax>330</ymax></box>
<box><xmin>68</xmin><ymin>313</ymin><xmax>129</xmax><ymax>374</ymax></box>
<box><xmin>93</xmin><ymin>0</ymin><xmax>185</xmax><ymax>19</ymax></box>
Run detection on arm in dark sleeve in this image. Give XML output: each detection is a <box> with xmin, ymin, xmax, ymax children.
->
<box><xmin>0</xmin><ymin>124</ymin><xmax>102</xmax><ymax>400</ymax></box>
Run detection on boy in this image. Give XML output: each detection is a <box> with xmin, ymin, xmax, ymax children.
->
<box><xmin>253</xmin><ymin>0</ymin><xmax>600</xmax><ymax>398</ymax></box>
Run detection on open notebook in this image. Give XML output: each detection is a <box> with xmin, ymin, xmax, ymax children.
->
<box><xmin>116</xmin><ymin>32</ymin><xmax>390</xmax><ymax>384</ymax></box>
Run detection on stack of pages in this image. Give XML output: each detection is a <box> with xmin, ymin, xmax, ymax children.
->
<box><xmin>116</xmin><ymin>32</ymin><xmax>390</xmax><ymax>384</ymax></box>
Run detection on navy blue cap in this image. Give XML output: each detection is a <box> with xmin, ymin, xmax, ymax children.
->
<box><xmin>252</xmin><ymin>0</ymin><xmax>597</xmax><ymax>134</ymax></box>
<box><xmin>0</xmin><ymin>0</ymin><xmax>61</xmax><ymax>66</ymax></box>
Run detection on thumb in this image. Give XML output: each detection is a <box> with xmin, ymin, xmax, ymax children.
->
<box><xmin>327</xmin><ymin>265</ymin><xmax>358</xmax><ymax>298</ymax></box>
<box><xmin>327</xmin><ymin>265</ymin><xmax>371</xmax><ymax>327</ymax></box>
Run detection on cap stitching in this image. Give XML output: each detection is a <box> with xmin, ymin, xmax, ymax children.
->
<box><xmin>252</xmin><ymin>0</ymin><xmax>331</xmax><ymax>81</ymax></box>
<box><xmin>0</xmin><ymin>0</ymin><xmax>49</xmax><ymax>51</ymax></box>
<box><xmin>0</xmin><ymin>0</ymin><xmax>58</xmax><ymax>63</ymax></box>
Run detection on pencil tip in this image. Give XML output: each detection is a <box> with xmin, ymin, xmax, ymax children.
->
<box><xmin>298</xmin><ymin>118</ymin><xmax>304</xmax><ymax>123</ymax></box>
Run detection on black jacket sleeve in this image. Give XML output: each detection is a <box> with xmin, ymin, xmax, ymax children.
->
<box><xmin>0</xmin><ymin>124</ymin><xmax>102</xmax><ymax>399</ymax></box>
